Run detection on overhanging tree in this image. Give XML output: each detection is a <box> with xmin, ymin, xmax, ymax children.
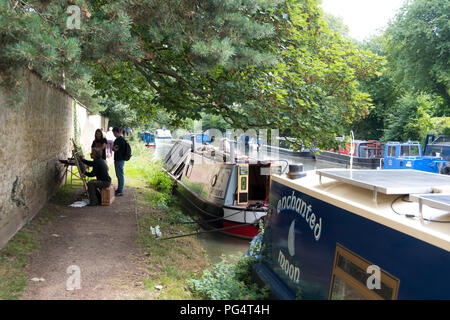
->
<box><xmin>1</xmin><ymin>0</ymin><xmax>382</xmax><ymax>149</ymax></box>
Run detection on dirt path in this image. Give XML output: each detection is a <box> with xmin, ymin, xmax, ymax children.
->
<box><xmin>21</xmin><ymin>187</ymin><xmax>148</xmax><ymax>300</ymax></box>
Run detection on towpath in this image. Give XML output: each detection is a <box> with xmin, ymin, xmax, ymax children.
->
<box><xmin>20</xmin><ymin>187</ymin><xmax>148</xmax><ymax>300</ymax></box>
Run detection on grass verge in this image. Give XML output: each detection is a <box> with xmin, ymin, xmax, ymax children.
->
<box><xmin>126</xmin><ymin>138</ymin><xmax>268</xmax><ymax>300</ymax></box>
<box><xmin>124</xmin><ymin>140</ymin><xmax>209</xmax><ymax>299</ymax></box>
<box><xmin>0</xmin><ymin>182</ymin><xmax>81</xmax><ymax>300</ymax></box>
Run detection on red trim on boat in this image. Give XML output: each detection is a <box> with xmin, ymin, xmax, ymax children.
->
<box><xmin>222</xmin><ymin>221</ymin><xmax>260</xmax><ymax>239</ymax></box>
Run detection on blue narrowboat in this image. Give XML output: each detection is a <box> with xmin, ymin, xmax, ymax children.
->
<box><xmin>424</xmin><ymin>134</ymin><xmax>450</xmax><ymax>161</ymax></box>
<box><xmin>253</xmin><ymin>167</ymin><xmax>450</xmax><ymax>299</ymax></box>
<box><xmin>144</xmin><ymin>131</ymin><xmax>156</xmax><ymax>148</ymax></box>
<box><xmin>183</xmin><ymin>133</ymin><xmax>212</xmax><ymax>144</ymax></box>
<box><xmin>383</xmin><ymin>141</ymin><xmax>449</xmax><ymax>174</ymax></box>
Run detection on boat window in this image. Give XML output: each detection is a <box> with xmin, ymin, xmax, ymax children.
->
<box><xmin>164</xmin><ymin>142</ymin><xmax>190</xmax><ymax>171</ymax></box>
<box><xmin>431</xmin><ymin>146</ymin><xmax>443</xmax><ymax>156</ymax></box>
<box><xmin>330</xmin><ymin>275</ymin><xmax>366</xmax><ymax>300</ymax></box>
<box><xmin>173</xmin><ymin>162</ymin><xmax>185</xmax><ymax>178</ymax></box>
<box><xmin>409</xmin><ymin>145</ymin><xmax>420</xmax><ymax>156</ymax></box>
<box><xmin>400</xmin><ymin>146</ymin><xmax>409</xmax><ymax>156</ymax></box>
<box><xmin>387</xmin><ymin>146</ymin><xmax>396</xmax><ymax>157</ymax></box>
<box><xmin>400</xmin><ymin>145</ymin><xmax>421</xmax><ymax>157</ymax></box>
<box><xmin>328</xmin><ymin>244</ymin><xmax>399</xmax><ymax>300</ymax></box>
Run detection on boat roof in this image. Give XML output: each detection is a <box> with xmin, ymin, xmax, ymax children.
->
<box><xmin>317</xmin><ymin>169</ymin><xmax>450</xmax><ymax>195</ymax></box>
<box><xmin>272</xmin><ymin>169</ymin><xmax>450</xmax><ymax>251</ymax></box>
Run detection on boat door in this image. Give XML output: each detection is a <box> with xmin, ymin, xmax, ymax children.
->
<box><xmin>237</xmin><ymin>164</ymin><xmax>249</xmax><ymax>205</ymax></box>
<box><xmin>384</xmin><ymin>143</ymin><xmax>398</xmax><ymax>169</ymax></box>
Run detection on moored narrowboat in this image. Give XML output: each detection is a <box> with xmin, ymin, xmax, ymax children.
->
<box><xmin>162</xmin><ymin>140</ymin><xmax>286</xmax><ymax>239</ymax></box>
<box><xmin>253</xmin><ymin>168</ymin><xmax>450</xmax><ymax>299</ymax></box>
<box><xmin>424</xmin><ymin>134</ymin><xmax>450</xmax><ymax>161</ymax></box>
<box><xmin>155</xmin><ymin>128</ymin><xmax>172</xmax><ymax>140</ymax></box>
<box><xmin>383</xmin><ymin>141</ymin><xmax>450</xmax><ymax>174</ymax></box>
<box><xmin>144</xmin><ymin>131</ymin><xmax>156</xmax><ymax>148</ymax></box>
<box><xmin>315</xmin><ymin>140</ymin><xmax>385</xmax><ymax>169</ymax></box>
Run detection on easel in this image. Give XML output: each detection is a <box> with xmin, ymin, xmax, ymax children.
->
<box><xmin>70</xmin><ymin>138</ymin><xmax>90</xmax><ymax>200</ymax></box>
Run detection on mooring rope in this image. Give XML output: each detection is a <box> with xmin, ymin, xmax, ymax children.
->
<box><xmin>174</xmin><ymin>188</ymin><xmax>265</xmax><ymax>225</ymax></box>
<box><xmin>158</xmin><ymin>222</ymin><xmax>258</xmax><ymax>241</ymax></box>
<box><xmin>171</xmin><ymin>209</ymin><xmax>244</xmax><ymax>225</ymax></box>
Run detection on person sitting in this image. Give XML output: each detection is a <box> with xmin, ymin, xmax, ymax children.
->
<box><xmin>82</xmin><ymin>148</ymin><xmax>112</xmax><ymax>206</ymax></box>
<box><xmin>92</xmin><ymin>129</ymin><xmax>108</xmax><ymax>160</ymax></box>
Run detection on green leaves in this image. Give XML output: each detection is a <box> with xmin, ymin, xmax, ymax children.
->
<box><xmin>1</xmin><ymin>0</ymin><xmax>383</xmax><ymax>149</ymax></box>
<box><xmin>385</xmin><ymin>0</ymin><xmax>450</xmax><ymax>107</ymax></box>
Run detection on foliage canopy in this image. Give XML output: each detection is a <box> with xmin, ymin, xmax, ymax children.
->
<box><xmin>0</xmin><ymin>0</ymin><xmax>382</xmax><ymax>148</ymax></box>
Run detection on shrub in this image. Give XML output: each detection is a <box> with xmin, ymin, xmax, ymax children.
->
<box><xmin>187</xmin><ymin>255</ymin><xmax>269</xmax><ymax>300</ymax></box>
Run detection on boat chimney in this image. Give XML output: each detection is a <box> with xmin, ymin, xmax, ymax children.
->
<box><xmin>191</xmin><ymin>135</ymin><xmax>195</xmax><ymax>152</ymax></box>
<box><xmin>287</xmin><ymin>164</ymin><xmax>306</xmax><ymax>179</ymax></box>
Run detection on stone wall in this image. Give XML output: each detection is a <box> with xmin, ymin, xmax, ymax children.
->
<box><xmin>74</xmin><ymin>104</ymin><xmax>109</xmax><ymax>155</ymax></box>
<box><xmin>0</xmin><ymin>70</ymin><xmax>107</xmax><ymax>249</ymax></box>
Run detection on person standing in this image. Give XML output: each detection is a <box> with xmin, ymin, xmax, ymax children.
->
<box><xmin>106</xmin><ymin>127</ymin><xmax>115</xmax><ymax>159</ymax></box>
<box><xmin>112</xmin><ymin>127</ymin><xmax>126</xmax><ymax>196</ymax></box>
<box><xmin>82</xmin><ymin>148</ymin><xmax>111</xmax><ymax>206</ymax></box>
<box><xmin>91</xmin><ymin>129</ymin><xmax>108</xmax><ymax>160</ymax></box>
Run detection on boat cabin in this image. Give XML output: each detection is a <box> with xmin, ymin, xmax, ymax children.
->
<box><xmin>383</xmin><ymin>141</ymin><xmax>447</xmax><ymax>173</ymax></box>
<box><xmin>144</xmin><ymin>131</ymin><xmax>155</xmax><ymax>147</ymax></box>
<box><xmin>162</xmin><ymin>140</ymin><xmax>285</xmax><ymax>238</ymax></box>
<box><xmin>182</xmin><ymin>133</ymin><xmax>211</xmax><ymax>144</ymax></box>
<box><xmin>253</xmin><ymin>168</ymin><xmax>450</xmax><ymax>299</ymax></box>
<box><xmin>423</xmin><ymin>134</ymin><xmax>450</xmax><ymax>160</ymax></box>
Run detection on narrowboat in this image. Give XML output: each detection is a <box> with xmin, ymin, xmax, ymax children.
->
<box><xmin>182</xmin><ymin>132</ymin><xmax>212</xmax><ymax>144</ymax></box>
<box><xmin>424</xmin><ymin>134</ymin><xmax>450</xmax><ymax>160</ymax></box>
<box><xmin>248</xmin><ymin>136</ymin><xmax>315</xmax><ymax>158</ymax></box>
<box><xmin>383</xmin><ymin>141</ymin><xmax>450</xmax><ymax>174</ymax></box>
<box><xmin>162</xmin><ymin>140</ymin><xmax>286</xmax><ymax>239</ymax></box>
<box><xmin>144</xmin><ymin>131</ymin><xmax>156</xmax><ymax>148</ymax></box>
<box><xmin>252</xmin><ymin>167</ymin><xmax>450</xmax><ymax>299</ymax></box>
<box><xmin>155</xmin><ymin>128</ymin><xmax>172</xmax><ymax>140</ymax></box>
<box><xmin>262</xmin><ymin>142</ymin><xmax>315</xmax><ymax>158</ymax></box>
<box><xmin>315</xmin><ymin>140</ymin><xmax>385</xmax><ymax>169</ymax></box>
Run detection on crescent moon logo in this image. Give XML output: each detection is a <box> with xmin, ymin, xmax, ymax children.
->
<box><xmin>288</xmin><ymin>219</ymin><xmax>295</xmax><ymax>257</ymax></box>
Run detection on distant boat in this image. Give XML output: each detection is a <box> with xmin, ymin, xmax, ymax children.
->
<box><xmin>162</xmin><ymin>140</ymin><xmax>287</xmax><ymax>239</ymax></box>
<box><xmin>423</xmin><ymin>134</ymin><xmax>450</xmax><ymax>160</ymax></box>
<box><xmin>182</xmin><ymin>132</ymin><xmax>211</xmax><ymax>144</ymax></box>
<box><xmin>155</xmin><ymin>128</ymin><xmax>172</xmax><ymax>139</ymax></box>
<box><xmin>144</xmin><ymin>131</ymin><xmax>156</xmax><ymax>148</ymax></box>
<box><xmin>315</xmin><ymin>139</ymin><xmax>385</xmax><ymax>169</ymax></box>
<box><xmin>383</xmin><ymin>141</ymin><xmax>449</xmax><ymax>174</ymax></box>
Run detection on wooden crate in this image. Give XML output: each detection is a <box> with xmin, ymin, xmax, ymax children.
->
<box><xmin>101</xmin><ymin>185</ymin><xmax>115</xmax><ymax>206</ymax></box>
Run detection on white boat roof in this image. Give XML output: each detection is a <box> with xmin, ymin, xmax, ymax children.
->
<box><xmin>272</xmin><ymin>169</ymin><xmax>450</xmax><ymax>251</ymax></box>
<box><xmin>317</xmin><ymin>169</ymin><xmax>450</xmax><ymax>194</ymax></box>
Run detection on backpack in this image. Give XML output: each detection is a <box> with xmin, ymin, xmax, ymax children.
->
<box><xmin>124</xmin><ymin>141</ymin><xmax>132</xmax><ymax>161</ymax></box>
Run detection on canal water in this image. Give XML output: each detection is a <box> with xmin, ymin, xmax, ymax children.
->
<box><xmin>152</xmin><ymin>140</ymin><xmax>337</xmax><ymax>263</ymax></box>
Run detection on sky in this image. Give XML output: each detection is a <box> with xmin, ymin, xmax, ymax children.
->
<box><xmin>320</xmin><ymin>0</ymin><xmax>406</xmax><ymax>41</ymax></box>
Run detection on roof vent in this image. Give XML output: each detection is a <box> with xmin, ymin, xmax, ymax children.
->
<box><xmin>287</xmin><ymin>164</ymin><xmax>306</xmax><ymax>179</ymax></box>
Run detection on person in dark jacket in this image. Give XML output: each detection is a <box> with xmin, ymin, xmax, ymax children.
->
<box><xmin>112</xmin><ymin>126</ymin><xmax>126</xmax><ymax>196</ymax></box>
<box><xmin>82</xmin><ymin>148</ymin><xmax>112</xmax><ymax>206</ymax></box>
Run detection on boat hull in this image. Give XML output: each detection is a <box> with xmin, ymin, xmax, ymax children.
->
<box><xmin>173</xmin><ymin>178</ymin><xmax>263</xmax><ymax>239</ymax></box>
<box><xmin>315</xmin><ymin>151</ymin><xmax>381</xmax><ymax>169</ymax></box>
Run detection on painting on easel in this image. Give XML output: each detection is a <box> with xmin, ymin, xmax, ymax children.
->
<box><xmin>71</xmin><ymin>138</ymin><xmax>90</xmax><ymax>200</ymax></box>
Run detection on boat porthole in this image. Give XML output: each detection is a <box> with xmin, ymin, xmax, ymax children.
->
<box><xmin>211</xmin><ymin>174</ymin><xmax>218</xmax><ymax>187</ymax></box>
